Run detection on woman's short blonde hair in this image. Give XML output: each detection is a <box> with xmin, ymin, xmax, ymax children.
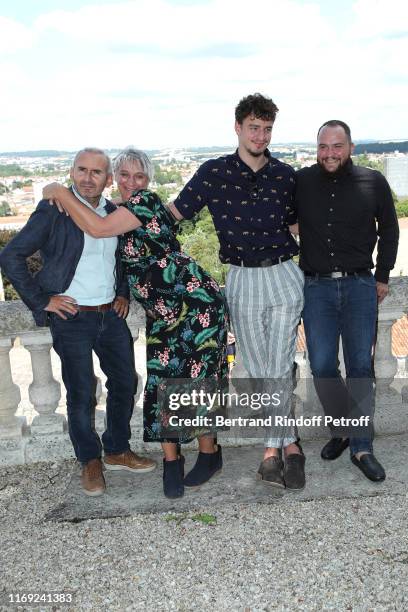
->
<box><xmin>112</xmin><ymin>147</ymin><xmax>154</xmax><ymax>182</ymax></box>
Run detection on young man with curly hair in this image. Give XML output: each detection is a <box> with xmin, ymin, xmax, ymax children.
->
<box><xmin>169</xmin><ymin>94</ymin><xmax>305</xmax><ymax>490</ymax></box>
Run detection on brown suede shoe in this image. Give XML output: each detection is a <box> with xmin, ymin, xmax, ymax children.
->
<box><xmin>81</xmin><ymin>458</ymin><xmax>105</xmax><ymax>497</ymax></box>
<box><xmin>283</xmin><ymin>453</ymin><xmax>306</xmax><ymax>491</ymax></box>
<box><xmin>256</xmin><ymin>456</ymin><xmax>285</xmax><ymax>489</ymax></box>
<box><xmin>104</xmin><ymin>450</ymin><xmax>157</xmax><ymax>473</ymax></box>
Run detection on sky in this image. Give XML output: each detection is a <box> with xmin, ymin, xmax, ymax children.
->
<box><xmin>0</xmin><ymin>0</ymin><xmax>407</xmax><ymax>151</ymax></box>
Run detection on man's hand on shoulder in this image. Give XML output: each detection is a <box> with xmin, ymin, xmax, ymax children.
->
<box><xmin>113</xmin><ymin>296</ymin><xmax>129</xmax><ymax>318</ymax></box>
<box><xmin>376</xmin><ymin>282</ymin><xmax>389</xmax><ymax>303</ymax></box>
<box><xmin>44</xmin><ymin>295</ymin><xmax>78</xmax><ymax>319</ymax></box>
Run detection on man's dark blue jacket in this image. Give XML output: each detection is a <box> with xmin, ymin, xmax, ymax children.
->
<box><xmin>0</xmin><ymin>199</ymin><xmax>129</xmax><ymax>326</ymax></box>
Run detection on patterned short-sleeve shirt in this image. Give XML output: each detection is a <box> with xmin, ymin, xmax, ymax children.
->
<box><xmin>174</xmin><ymin>149</ymin><xmax>299</xmax><ymax>264</ymax></box>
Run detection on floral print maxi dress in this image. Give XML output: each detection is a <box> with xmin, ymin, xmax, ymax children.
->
<box><xmin>120</xmin><ymin>190</ymin><xmax>228</xmax><ymax>443</ymax></box>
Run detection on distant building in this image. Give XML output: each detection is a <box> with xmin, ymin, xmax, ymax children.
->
<box><xmin>384</xmin><ymin>154</ymin><xmax>408</xmax><ymax>197</ymax></box>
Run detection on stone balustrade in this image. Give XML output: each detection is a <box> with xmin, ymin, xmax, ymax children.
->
<box><xmin>0</xmin><ymin>276</ymin><xmax>407</xmax><ymax>466</ymax></box>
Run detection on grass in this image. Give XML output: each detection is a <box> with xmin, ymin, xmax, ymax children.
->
<box><xmin>396</xmin><ymin>200</ymin><xmax>408</xmax><ymax>218</ymax></box>
<box><xmin>165</xmin><ymin>512</ymin><xmax>217</xmax><ymax>526</ymax></box>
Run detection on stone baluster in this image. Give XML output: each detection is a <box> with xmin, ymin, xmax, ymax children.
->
<box><xmin>374</xmin><ymin>303</ymin><xmax>408</xmax><ymax>434</ymax></box>
<box><xmin>375</xmin><ymin>315</ymin><xmax>399</xmax><ymax>394</ymax></box>
<box><xmin>228</xmin><ymin>342</ymin><xmax>258</xmax><ymax>446</ymax></box>
<box><xmin>19</xmin><ymin>330</ymin><xmax>65</xmax><ymax>434</ymax></box>
<box><xmin>128</xmin><ymin>326</ymin><xmax>144</xmax><ymax>446</ymax></box>
<box><xmin>0</xmin><ymin>337</ymin><xmax>24</xmax><ymax>438</ymax></box>
<box><xmin>127</xmin><ymin>301</ymin><xmax>145</xmax><ymax>405</ymax></box>
<box><xmin>95</xmin><ymin>375</ymin><xmax>104</xmax><ymax>405</ymax></box>
<box><xmin>92</xmin><ymin>300</ymin><xmax>145</xmax><ymax>442</ymax></box>
<box><xmin>126</xmin><ymin>301</ymin><xmax>146</xmax><ymax>450</ymax></box>
<box><xmin>295</xmin><ymin>350</ymin><xmax>326</xmax><ymax>440</ymax></box>
<box><xmin>91</xmin><ymin>372</ymin><xmax>107</xmax><ymax>432</ymax></box>
<box><xmin>403</xmin><ymin>350</ymin><xmax>408</xmax><ymax>404</ymax></box>
<box><xmin>0</xmin><ymin>270</ymin><xmax>5</xmax><ymax>302</ymax></box>
<box><xmin>128</xmin><ymin>325</ymin><xmax>143</xmax><ymax>405</ymax></box>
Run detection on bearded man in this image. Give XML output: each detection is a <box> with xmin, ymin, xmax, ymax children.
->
<box><xmin>293</xmin><ymin>120</ymin><xmax>399</xmax><ymax>482</ymax></box>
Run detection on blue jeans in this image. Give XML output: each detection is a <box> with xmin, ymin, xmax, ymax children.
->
<box><xmin>302</xmin><ymin>274</ymin><xmax>377</xmax><ymax>456</ymax></box>
<box><xmin>50</xmin><ymin>309</ymin><xmax>136</xmax><ymax>463</ymax></box>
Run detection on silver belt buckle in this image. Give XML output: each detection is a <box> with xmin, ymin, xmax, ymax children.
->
<box><xmin>331</xmin><ymin>271</ymin><xmax>343</xmax><ymax>278</ymax></box>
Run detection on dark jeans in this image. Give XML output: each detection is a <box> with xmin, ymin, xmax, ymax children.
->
<box><xmin>302</xmin><ymin>273</ymin><xmax>377</xmax><ymax>456</ymax></box>
<box><xmin>50</xmin><ymin>309</ymin><xmax>136</xmax><ymax>463</ymax></box>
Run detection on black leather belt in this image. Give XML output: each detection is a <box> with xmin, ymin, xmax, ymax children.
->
<box><xmin>304</xmin><ymin>270</ymin><xmax>371</xmax><ymax>279</ymax></box>
<box><xmin>229</xmin><ymin>254</ymin><xmax>292</xmax><ymax>268</ymax></box>
<box><xmin>78</xmin><ymin>302</ymin><xmax>113</xmax><ymax>312</ymax></box>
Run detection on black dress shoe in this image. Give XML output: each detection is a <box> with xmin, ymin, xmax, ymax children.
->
<box><xmin>321</xmin><ymin>437</ymin><xmax>349</xmax><ymax>460</ymax></box>
<box><xmin>351</xmin><ymin>454</ymin><xmax>386</xmax><ymax>482</ymax></box>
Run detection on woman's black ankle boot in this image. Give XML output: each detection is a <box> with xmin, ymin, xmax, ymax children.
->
<box><xmin>163</xmin><ymin>457</ymin><xmax>184</xmax><ymax>499</ymax></box>
<box><xmin>184</xmin><ymin>444</ymin><xmax>222</xmax><ymax>487</ymax></box>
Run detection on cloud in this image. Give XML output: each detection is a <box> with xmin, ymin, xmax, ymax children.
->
<box><xmin>351</xmin><ymin>0</ymin><xmax>408</xmax><ymax>38</ymax></box>
<box><xmin>0</xmin><ymin>16</ymin><xmax>34</xmax><ymax>54</ymax></box>
<box><xmin>33</xmin><ymin>0</ymin><xmax>330</xmax><ymax>55</ymax></box>
<box><xmin>0</xmin><ymin>0</ymin><xmax>407</xmax><ymax>149</ymax></box>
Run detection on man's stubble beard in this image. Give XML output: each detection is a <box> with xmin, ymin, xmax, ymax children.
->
<box><xmin>245</xmin><ymin>146</ymin><xmax>265</xmax><ymax>159</ymax></box>
<box><xmin>317</xmin><ymin>155</ymin><xmax>351</xmax><ymax>174</ymax></box>
<box><xmin>74</xmin><ymin>183</ymin><xmax>101</xmax><ymax>207</ymax></box>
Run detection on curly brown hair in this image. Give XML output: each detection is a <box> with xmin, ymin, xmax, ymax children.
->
<box><xmin>235</xmin><ymin>93</ymin><xmax>279</xmax><ymax>124</ymax></box>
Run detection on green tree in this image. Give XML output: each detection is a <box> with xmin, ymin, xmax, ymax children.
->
<box><xmin>177</xmin><ymin>208</ymin><xmax>228</xmax><ymax>283</ymax></box>
<box><xmin>0</xmin><ymin>164</ymin><xmax>31</xmax><ymax>178</ymax></box>
<box><xmin>353</xmin><ymin>154</ymin><xmax>384</xmax><ymax>174</ymax></box>
<box><xmin>0</xmin><ymin>201</ymin><xmax>12</xmax><ymax>216</ymax></box>
<box><xmin>11</xmin><ymin>179</ymin><xmax>33</xmax><ymax>190</ymax></box>
<box><xmin>176</xmin><ymin>218</ymin><xmax>195</xmax><ymax>238</ymax></box>
<box><xmin>154</xmin><ymin>165</ymin><xmax>183</xmax><ymax>185</ymax></box>
<box><xmin>180</xmin><ymin>228</ymin><xmax>228</xmax><ymax>284</ymax></box>
<box><xmin>110</xmin><ymin>187</ymin><xmax>121</xmax><ymax>202</ymax></box>
<box><xmin>155</xmin><ymin>185</ymin><xmax>171</xmax><ymax>204</ymax></box>
<box><xmin>395</xmin><ymin>198</ymin><xmax>408</xmax><ymax>218</ymax></box>
<box><xmin>0</xmin><ymin>228</ymin><xmax>42</xmax><ymax>300</ymax></box>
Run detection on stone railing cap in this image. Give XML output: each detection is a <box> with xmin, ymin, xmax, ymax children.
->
<box><xmin>0</xmin><ymin>299</ymin><xmax>145</xmax><ymax>337</ymax></box>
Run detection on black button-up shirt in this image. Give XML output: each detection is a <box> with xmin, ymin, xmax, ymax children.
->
<box><xmin>174</xmin><ymin>150</ymin><xmax>298</xmax><ymax>264</ymax></box>
<box><xmin>294</xmin><ymin>160</ymin><xmax>399</xmax><ymax>283</ymax></box>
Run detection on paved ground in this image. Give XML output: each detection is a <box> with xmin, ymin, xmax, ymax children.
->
<box><xmin>47</xmin><ymin>436</ymin><xmax>408</xmax><ymax>522</ymax></box>
<box><xmin>1</xmin><ymin>435</ymin><xmax>408</xmax><ymax>611</ymax></box>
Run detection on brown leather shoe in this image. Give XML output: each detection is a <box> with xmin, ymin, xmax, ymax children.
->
<box><xmin>81</xmin><ymin>458</ymin><xmax>105</xmax><ymax>497</ymax></box>
<box><xmin>283</xmin><ymin>453</ymin><xmax>306</xmax><ymax>491</ymax></box>
<box><xmin>104</xmin><ymin>450</ymin><xmax>157</xmax><ymax>473</ymax></box>
<box><xmin>256</xmin><ymin>456</ymin><xmax>285</xmax><ymax>489</ymax></box>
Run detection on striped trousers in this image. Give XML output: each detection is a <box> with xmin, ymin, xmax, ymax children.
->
<box><xmin>225</xmin><ymin>259</ymin><xmax>304</xmax><ymax>448</ymax></box>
